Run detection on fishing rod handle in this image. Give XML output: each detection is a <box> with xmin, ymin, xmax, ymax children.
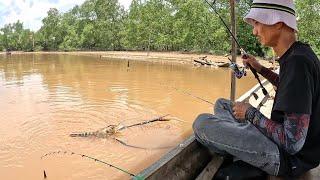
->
<box><xmin>242</xmin><ymin>53</ymin><xmax>269</xmax><ymax>96</ymax></box>
<box><xmin>241</xmin><ymin>53</ymin><xmax>259</xmax><ymax>76</ymax></box>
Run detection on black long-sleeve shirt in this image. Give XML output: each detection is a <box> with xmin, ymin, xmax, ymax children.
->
<box><xmin>245</xmin><ymin>41</ymin><xmax>320</xmax><ymax>176</ymax></box>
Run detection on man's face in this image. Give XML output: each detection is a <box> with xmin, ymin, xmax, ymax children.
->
<box><xmin>252</xmin><ymin>20</ymin><xmax>281</xmax><ymax>47</ymax></box>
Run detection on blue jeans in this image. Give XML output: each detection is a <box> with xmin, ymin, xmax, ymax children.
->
<box><xmin>193</xmin><ymin>98</ymin><xmax>280</xmax><ymax>175</ymax></box>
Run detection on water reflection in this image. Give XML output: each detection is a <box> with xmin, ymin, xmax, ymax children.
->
<box><xmin>0</xmin><ymin>54</ymin><xmax>256</xmax><ymax>179</ymax></box>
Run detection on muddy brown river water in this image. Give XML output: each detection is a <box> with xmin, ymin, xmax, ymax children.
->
<box><xmin>0</xmin><ymin>54</ymin><xmax>256</xmax><ymax>179</ymax></box>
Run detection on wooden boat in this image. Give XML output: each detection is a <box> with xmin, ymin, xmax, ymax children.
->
<box><xmin>137</xmin><ymin>134</ymin><xmax>223</xmax><ymax>180</ymax></box>
<box><xmin>136</xmin><ymin>79</ymin><xmax>320</xmax><ymax>180</ymax></box>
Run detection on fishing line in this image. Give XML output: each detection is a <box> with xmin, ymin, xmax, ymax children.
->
<box><xmin>114</xmin><ymin>138</ymin><xmax>175</xmax><ymax>150</ymax></box>
<box><xmin>161</xmin><ymin>83</ymin><xmax>214</xmax><ymax>106</ymax></box>
<box><xmin>41</xmin><ymin>150</ymin><xmax>145</xmax><ymax>179</ymax></box>
<box><xmin>204</xmin><ymin>0</ymin><xmax>268</xmax><ymax>96</ymax></box>
<box><xmin>173</xmin><ymin>86</ymin><xmax>214</xmax><ymax>105</ymax></box>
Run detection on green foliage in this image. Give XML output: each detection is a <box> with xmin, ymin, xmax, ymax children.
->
<box><xmin>125</xmin><ymin>0</ymin><xmax>175</xmax><ymax>50</ymax></box>
<box><xmin>170</xmin><ymin>0</ymin><xmax>230</xmax><ymax>52</ymax></box>
<box><xmin>0</xmin><ymin>0</ymin><xmax>319</xmax><ymax>57</ymax></box>
<box><xmin>37</xmin><ymin>8</ymin><xmax>63</xmax><ymax>50</ymax></box>
<box><xmin>59</xmin><ymin>27</ymin><xmax>79</xmax><ymax>51</ymax></box>
<box><xmin>236</xmin><ymin>0</ymin><xmax>265</xmax><ymax>56</ymax></box>
<box><xmin>296</xmin><ymin>0</ymin><xmax>320</xmax><ymax>55</ymax></box>
<box><xmin>0</xmin><ymin>21</ymin><xmax>34</xmax><ymax>51</ymax></box>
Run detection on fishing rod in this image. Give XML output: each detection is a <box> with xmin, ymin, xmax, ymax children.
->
<box><xmin>41</xmin><ymin>150</ymin><xmax>145</xmax><ymax>180</ymax></box>
<box><xmin>204</xmin><ymin>0</ymin><xmax>268</xmax><ymax>96</ymax></box>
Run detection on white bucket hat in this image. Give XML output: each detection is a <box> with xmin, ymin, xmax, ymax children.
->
<box><xmin>244</xmin><ymin>0</ymin><xmax>298</xmax><ymax>32</ymax></box>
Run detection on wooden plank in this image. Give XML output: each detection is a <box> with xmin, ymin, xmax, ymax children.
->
<box><xmin>195</xmin><ymin>155</ymin><xmax>224</xmax><ymax>180</ymax></box>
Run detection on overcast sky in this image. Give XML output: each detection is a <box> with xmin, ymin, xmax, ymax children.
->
<box><xmin>0</xmin><ymin>0</ymin><xmax>132</xmax><ymax>31</ymax></box>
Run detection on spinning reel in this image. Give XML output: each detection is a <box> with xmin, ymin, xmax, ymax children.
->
<box><xmin>228</xmin><ymin>57</ymin><xmax>247</xmax><ymax>79</ymax></box>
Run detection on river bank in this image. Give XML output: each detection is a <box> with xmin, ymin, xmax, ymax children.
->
<box><xmin>1</xmin><ymin>50</ymin><xmax>275</xmax><ymax>68</ymax></box>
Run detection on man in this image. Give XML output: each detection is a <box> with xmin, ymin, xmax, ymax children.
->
<box><xmin>193</xmin><ymin>0</ymin><xmax>320</xmax><ymax>178</ymax></box>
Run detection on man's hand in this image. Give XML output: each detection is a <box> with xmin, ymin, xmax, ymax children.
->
<box><xmin>232</xmin><ymin>102</ymin><xmax>252</xmax><ymax>122</ymax></box>
<box><xmin>242</xmin><ymin>54</ymin><xmax>263</xmax><ymax>72</ymax></box>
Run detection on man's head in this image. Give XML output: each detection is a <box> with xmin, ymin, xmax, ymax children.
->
<box><xmin>244</xmin><ymin>0</ymin><xmax>297</xmax><ymax>46</ymax></box>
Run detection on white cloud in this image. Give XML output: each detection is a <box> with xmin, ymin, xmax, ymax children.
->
<box><xmin>0</xmin><ymin>0</ymin><xmax>86</xmax><ymax>31</ymax></box>
<box><xmin>0</xmin><ymin>0</ymin><xmax>132</xmax><ymax>31</ymax></box>
<box><xmin>119</xmin><ymin>0</ymin><xmax>131</xmax><ymax>10</ymax></box>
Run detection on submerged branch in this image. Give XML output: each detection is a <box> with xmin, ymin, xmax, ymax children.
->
<box><xmin>118</xmin><ymin>114</ymin><xmax>171</xmax><ymax>130</ymax></box>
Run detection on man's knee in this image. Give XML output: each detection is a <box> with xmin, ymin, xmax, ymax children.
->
<box><xmin>216</xmin><ymin>98</ymin><xmax>229</xmax><ymax>103</ymax></box>
<box><xmin>215</xmin><ymin>98</ymin><xmax>231</xmax><ymax>108</ymax></box>
<box><xmin>214</xmin><ymin>98</ymin><xmax>233</xmax><ymax>112</ymax></box>
<box><xmin>193</xmin><ymin>113</ymin><xmax>213</xmax><ymax>133</ymax></box>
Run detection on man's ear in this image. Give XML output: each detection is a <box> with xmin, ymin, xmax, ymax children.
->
<box><xmin>275</xmin><ymin>22</ymin><xmax>284</xmax><ymax>30</ymax></box>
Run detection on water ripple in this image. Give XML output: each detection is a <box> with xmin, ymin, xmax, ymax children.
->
<box><xmin>0</xmin><ymin>54</ymin><xmax>256</xmax><ymax>180</ymax></box>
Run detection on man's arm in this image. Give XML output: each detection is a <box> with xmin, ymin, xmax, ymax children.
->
<box><xmin>259</xmin><ymin>66</ymin><xmax>279</xmax><ymax>87</ymax></box>
<box><xmin>242</xmin><ymin>55</ymin><xmax>279</xmax><ymax>87</ymax></box>
<box><xmin>245</xmin><ymin>107</ymin><xmax>310</xmax><ymax>155</ymax></box>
